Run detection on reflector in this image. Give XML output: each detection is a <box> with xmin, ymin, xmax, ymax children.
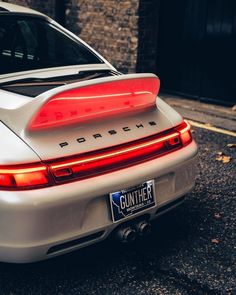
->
<box><xmin>29</xmin><ymin>77</ymin><xmax>160</xmax><ymax>130</ymax></box>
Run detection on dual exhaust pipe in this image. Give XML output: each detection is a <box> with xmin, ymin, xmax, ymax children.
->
<box><xmin>115</xmin><ymin>220</ymin><xmax>152</xmax><ymax>243</ymax></box>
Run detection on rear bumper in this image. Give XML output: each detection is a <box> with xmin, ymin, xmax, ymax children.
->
<box><xmin>0</xmin><ymin>140</ymin><xmax>198</xmax><ymax>263</ymax></box>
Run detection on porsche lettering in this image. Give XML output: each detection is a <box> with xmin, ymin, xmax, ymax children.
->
<box><xmin>59</xmin><ymin>121</ymin><xmax>157</xmax><ymax>147</ymax></box>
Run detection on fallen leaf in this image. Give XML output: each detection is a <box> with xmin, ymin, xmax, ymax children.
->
<box><xmin>227</xmin><ymin>143</ymin><xmax>236</xmax><ymax>148</ymax></box>
<box><xmin>222</xmin><ymin>156</ymin><xmax>231</xmax><ymax>163</ymax></box>
<box><xmin>216</xmin><ymin>153</ymin><xmax>231</xmax><ymax>163</ymax></box>
<box><xmin>211</xmin><ymin>238</ymin><xmax>219</xmax><ymax>244</ymax></box>
<box><xmin>214</xmin><ymin>213</ymin><xmax>221</xmax><ymax>219</ymax></box>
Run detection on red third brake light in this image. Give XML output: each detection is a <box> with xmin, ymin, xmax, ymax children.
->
<box><xmin>29</xmin><ymin>77</ymin><xmax>160</xmax><ymax>130</ymax></box>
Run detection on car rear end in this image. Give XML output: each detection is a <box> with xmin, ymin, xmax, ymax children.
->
<box><xmin>0</xmin><ymin>7</ymin><xmax>198</xmax><ymax>263</ymax></box>
<box><xmin>0</xmin><ymin>75</ymin><xmax>197</xmax><ymax>263</ymax></box>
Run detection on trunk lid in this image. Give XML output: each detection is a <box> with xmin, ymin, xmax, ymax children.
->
<box><xmin>0</xmin><ymin>73</ymin><xmax>175</xmax><ymax>161</ymax></box>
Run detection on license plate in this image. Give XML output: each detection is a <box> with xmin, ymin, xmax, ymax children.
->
<box><xmin>109</xmin><ymin>180</ymin><xmax>156</xmax><ymax>222</ymax></box>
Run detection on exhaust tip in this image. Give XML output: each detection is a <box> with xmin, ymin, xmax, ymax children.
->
<box><xmin>115</xmin><ymin>227</ymin><xmax>136</xmax><ymax>243</ymax></box>
<box><xmin>135</xmin><ymin>220</ymin><xmax>152</xmax><ymax>236</ymax></box>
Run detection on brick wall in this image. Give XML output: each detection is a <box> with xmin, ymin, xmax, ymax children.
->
<box><xmin>67</xmin><ymin>0</ymin><xmax>140</xmax><ymax>73</ymax></box>
<box><xmin>137</xmin><ymin>0</ymin><xmax>160</xmax><ymax>73</ymax></box>
<box><xmin>1</xmin><ymin>0</ymin><xmax>160</xmax><ymax>74</ymax></box>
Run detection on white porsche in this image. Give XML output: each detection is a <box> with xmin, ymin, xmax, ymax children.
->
<box><xmin>0</xmin><ymin>3</ymin><xmax>198</xmax><ymax>263</ymax></box>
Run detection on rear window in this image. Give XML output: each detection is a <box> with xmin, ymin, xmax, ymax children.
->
<box><xmin>0</xmin><ymin>15</ymin><xmax>102</xmax><ymax>75</ymax></box>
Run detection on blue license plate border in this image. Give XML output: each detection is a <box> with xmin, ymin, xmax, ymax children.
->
<box><xmin>109</xmin><ymin>180</ymin><xmax>156</xmax><ymax>223</ymax></box>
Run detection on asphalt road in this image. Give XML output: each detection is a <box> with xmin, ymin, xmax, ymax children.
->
<box><xmin>0</xmin><ymin>126</ymin><xmax>235</xmax><ymax>295</ymax></box>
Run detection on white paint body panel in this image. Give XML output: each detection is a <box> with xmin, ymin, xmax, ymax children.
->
<box><xmin>0</xmin><ymin>2</ymin><xmax>43</xmax><ymax>15</ymax></box>
<box><xmin>0</xmin><ymin>5</ymin><xmax>197</xmax><ymax>263</ymax></box>
<box><xmin>0</xmin><ymin>122</ymin><xmax>40</xmax><ymax>164</ymax></box>
<box><xmin>0</xmin><ymin>141</ymin><xmax>198</xmax><ymax>263</ymax></box>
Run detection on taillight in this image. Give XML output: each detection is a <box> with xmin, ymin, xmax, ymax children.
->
<box><xmin>177</xmin><ymin>120</ymin><xmax>192</xmax><ymax>146</ymax></box>
<box><xmin>0</xmin><ymin>163</ymin><xmax>50</xmax><ymax>190</ymax></box>
<box><xmin>29</xmin><ymin>77</ymin><xmax>160</xmax><ymax>131</ymax></box>
<box><xmin>49</xmin><ymin>131</ymin><xmax>180</xmax><ymax>182</ymax></box>
<box><xmin>1</xmin><ymin>120</ymin><xmax>192</xmax><ymax>190</ymax></box>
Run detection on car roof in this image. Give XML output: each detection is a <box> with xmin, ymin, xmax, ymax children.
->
<box><xmin>0</xmin><ymin>2</ymin><xmax>46</xmax><ymax>17</ymax></box>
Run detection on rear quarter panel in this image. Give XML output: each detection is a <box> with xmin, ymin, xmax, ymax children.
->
<box><xmin>0</xmin><ymin>122</ymin><xmax>39</xmax><ymax>164</ymax></box>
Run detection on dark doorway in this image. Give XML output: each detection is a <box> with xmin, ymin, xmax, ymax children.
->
<box><xmin>156</xmin><ymin>0</ymin><xmax>236</xmax><ymax>106</ymax></box>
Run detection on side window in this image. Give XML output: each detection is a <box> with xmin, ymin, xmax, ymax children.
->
<box><xmin>10</xmin><ymin>21</ymin><xmax>37</xmax><ymax>62</ymax></box>
<box><xmin>0</xmin><ymin>21</ymin><xmax>15</xmax><ymax>60</ymax></box>
<box><xmin>18</xmin><ymin>21</ymin><xmax>38</xmax><ymax>61</ymax></box>
<box><xmin>0</xmin><ymin>19</ymin><xmax>37</xmax><ymax>71</ymax></box>
<box><xmin>45</xmin><ymin>26</ymin><xmax>98</xmax><ymax>66</ymax></box>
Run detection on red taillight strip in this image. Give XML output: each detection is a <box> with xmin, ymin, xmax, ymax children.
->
<box><xmin>0</xmin><ymin>121</ymin><xmax>192</xmax><ymax>190</ymax></box>
<box><xmin>0</xmin><ymin>165</ymin><xmax>47</xmax><ymax>174</ymax></box>
<box><xmin>48</xmin><ymin>121</ymin><xmax>191</xmax><ymax>183</ymax></box>
<box><xmin>50</xmin><ymin>132</ymin><xmax>179</xmax><ymax>170</ymax></box>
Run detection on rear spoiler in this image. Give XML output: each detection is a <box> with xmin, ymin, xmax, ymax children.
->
<box><xmin>1</xmin><ymin>73</ymin><xmax>160</xmax><ymax>133</ymax></box>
